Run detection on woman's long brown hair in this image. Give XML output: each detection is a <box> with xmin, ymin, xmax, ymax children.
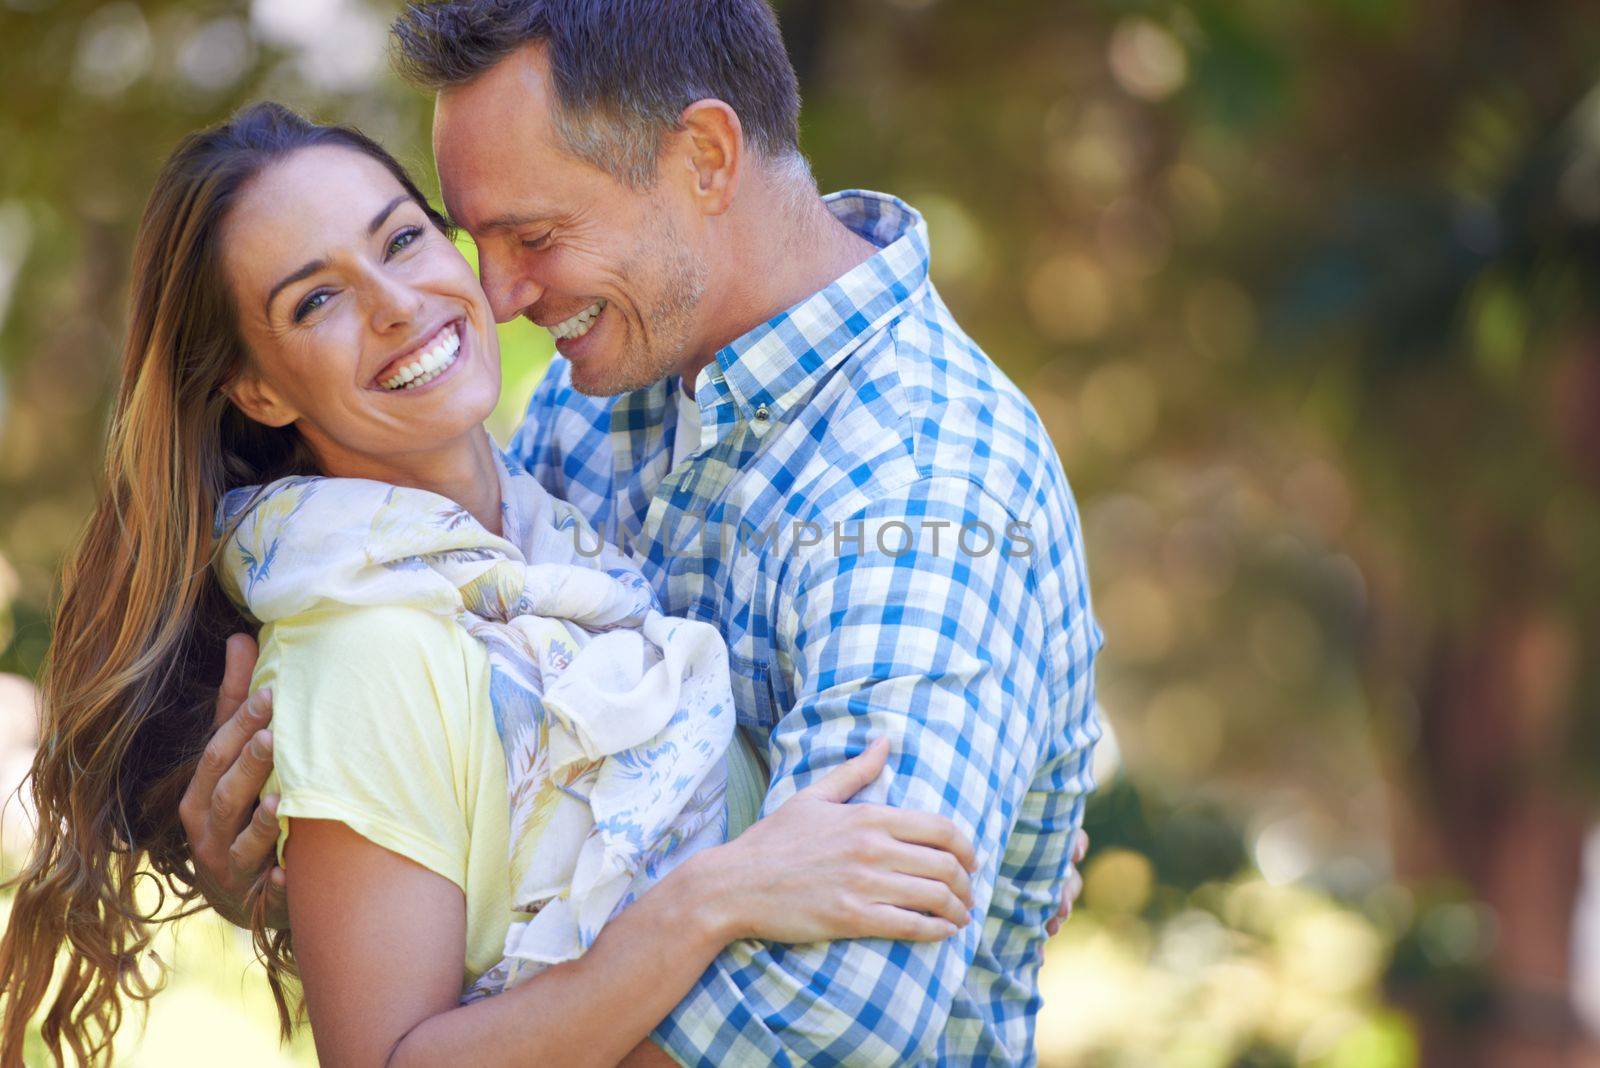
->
<box><xmin>0</xmin><ymin>101</ymin><xmax>451</xmax><ymax>1066</ymax></box>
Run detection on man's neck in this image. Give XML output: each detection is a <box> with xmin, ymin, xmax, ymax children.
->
<box><xmin>678</xmin><ymin>185</ymin><xmax>877</xmax><ymax>398</ymax></box>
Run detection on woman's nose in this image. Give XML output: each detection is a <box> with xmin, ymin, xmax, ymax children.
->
<box><xmin>367</xmin><ymin>271</ymin><xmax>426</xmax><ymax>333</ymax></box>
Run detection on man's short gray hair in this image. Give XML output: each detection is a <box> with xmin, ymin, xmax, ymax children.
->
<box><xmin>392</xmin><ymin>0</ymin><xmax>806</xmax><ymax>190</ymax></box>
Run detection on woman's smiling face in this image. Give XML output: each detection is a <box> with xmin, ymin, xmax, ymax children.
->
<box><xmin>222</xmin><ymin>145</ymin><xmax>500</xmax><ymax>479</ymax></box>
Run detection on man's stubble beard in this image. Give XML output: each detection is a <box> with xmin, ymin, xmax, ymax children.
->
<box><xmin>568</xmin><ymin>216</ymin><xmax>709</xmax><ymax>398</ymax></box>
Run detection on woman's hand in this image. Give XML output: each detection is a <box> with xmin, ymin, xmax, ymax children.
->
<box><xmin>1047</xmin><ymin>829</ymin><xmax>1089</xmax><ymax>937</ymax></box>
<box><xmin>697</xmin><ymin>738</ymin><xmax>978</xmax><ymax>945</ymax></box>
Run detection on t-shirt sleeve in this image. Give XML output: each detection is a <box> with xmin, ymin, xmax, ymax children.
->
<box><xmin>252</xmin><ymin>605</ymin><xmax>484</xmax><ymax>891</ymax></box>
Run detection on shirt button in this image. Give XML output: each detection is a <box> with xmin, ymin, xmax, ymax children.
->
<box><xmin>754</xmin><ymin>405</ymin><xmax>771</xmax><ymax>423</ymax></box>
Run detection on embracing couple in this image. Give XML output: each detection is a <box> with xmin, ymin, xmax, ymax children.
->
<box><xmin>0</xmin><ymin>2</ymin><xmax>1101</xmax><ymax>1065</ymax></box>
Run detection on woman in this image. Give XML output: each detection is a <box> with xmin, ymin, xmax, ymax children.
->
<box><xmin>0</xmin><ymin>102</ymin><xmax>977</xmax><ymax>1067</ymax></box>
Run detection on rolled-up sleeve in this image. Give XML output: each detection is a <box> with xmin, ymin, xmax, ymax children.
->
<box><xmin>653</xmin><ymin>477</ymin><xmax>1094</xmax><ymax>1065</ymax></box>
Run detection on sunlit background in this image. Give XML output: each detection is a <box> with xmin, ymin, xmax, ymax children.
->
<box><xmin>3</xmin><ymin>1</ymin><xmax>1600</xmax><ymax>1065</ymax></box>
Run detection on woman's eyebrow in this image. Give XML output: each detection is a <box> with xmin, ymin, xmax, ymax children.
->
<box><xmin>265</xmin><ymin>258</ymin><xmax>328</xmax><ymax>317</ymax></box>
<box><xmin>366</xmin><ymin>194</ymin><xmax>410</xmax><ymax>235</ymax></box>
<box><xmin>262</xmin><ymin>196</ymin><xmax>414</xmax><ymax>316</ymax></box>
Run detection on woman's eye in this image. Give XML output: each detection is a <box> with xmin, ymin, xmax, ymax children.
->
<box><xmin>387</xmin><ymin>226</ymin><xmax>422</xmax><ymax>257</ymax></box>
<box><xmin>294</xmin><ymin>290</ymin><xmax>330</xmax><ymax>322</ymax></box>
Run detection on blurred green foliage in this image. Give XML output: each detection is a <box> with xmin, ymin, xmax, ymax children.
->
<box><xmin>3</xmin><ymin>1</ymin><xmax>1599</xmax><ymax>1065</ymax></box>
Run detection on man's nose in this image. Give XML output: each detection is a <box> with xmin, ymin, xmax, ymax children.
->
<box><xmin>479</xmin><ymin>249</ymin><xmax>544</xmax><ymax>324</ymax></box>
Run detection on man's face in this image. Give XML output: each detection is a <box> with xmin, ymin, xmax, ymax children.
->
<box><xmin>433</xmin><ymin>44</ymin><xmax>709</xmax><ymax>397</ymax></box>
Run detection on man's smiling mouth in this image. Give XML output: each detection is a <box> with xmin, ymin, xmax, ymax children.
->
<box><xmin>548</xmin><ymin>299</ymin><xmax>607</xmax><ymax>340</ymax></box>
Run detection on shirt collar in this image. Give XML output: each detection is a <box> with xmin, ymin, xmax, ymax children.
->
<box><xmin>712</xmin><ymin>190</ymin><xmax>931</xmax><ymax>426</ymax></box>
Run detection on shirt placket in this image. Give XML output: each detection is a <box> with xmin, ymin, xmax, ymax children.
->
<box><xmin>641</xmin><ymin>373</ymin><xmax>742</xmax><ymax>563</ymax></box>
<box><xmin>607</xmin><ymin>382</ymin><xmax>671</xmax><ymax>576</ymax></box>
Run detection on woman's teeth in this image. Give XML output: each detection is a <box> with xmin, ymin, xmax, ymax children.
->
<box><xmin>381</xmin><ymin>325</ymin><xmax>461</xmax><ymax>391</ymax></box>
<box><xmin>549</xmin><ymin>299</ymin><xmax>606</xmax><ymax>340</ymax></box>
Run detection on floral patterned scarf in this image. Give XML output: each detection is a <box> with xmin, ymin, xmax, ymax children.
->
<box><xmin>214</xmin><ymin>444</ymin><xmax>733</xmax><ymax>996</ymax></box>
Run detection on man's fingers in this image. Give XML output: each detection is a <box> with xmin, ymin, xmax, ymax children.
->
<box><xmin>214</xmin><ymin>633</ymin><xmax>260</xmax><ymax>728</ymax></box>
<box><xmin>255</xmin><ymin>865</ymin><xmax>289</xmax><ymax>932</ymax></box>
<box><xmin>229</xmin><ymin>792</ymin><xmax>281</xmax><ymax>875</ymax></box>
<box><xmin>188</xmin><ymin>690</ymin><xmax>272</xmax><ymax>816</ymax></box>
<box><xmin>211</xmin><ymin>728</ymin><xmax>275</xmax><ymax>835</ymax></box>
<box><xmin>263</xmin><ymin>866</ymin><xmax>289</xmax><ymax>928</ymax></box>
<box><xmin>1073</xmin><ymin>828</ymin><xmax>1090</xmax><ymax>866</ymax></box>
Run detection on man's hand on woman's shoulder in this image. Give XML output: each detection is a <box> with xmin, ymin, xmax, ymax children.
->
<box><xmin>177</xmin><ymin>632</ymin><xmax>287</xmax><ymax>928</ymax></box>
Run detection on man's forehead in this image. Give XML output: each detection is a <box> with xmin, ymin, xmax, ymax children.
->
<box><xmin>432</xmin><ymin>78</ymin><xmax>568</xmax><ymax>225</ymax></box>
<box><xmin>433</xmin><ymin>141</ymin><xmax>563</xmax><ymax>235</ymax></box>
<box><xmin>431</xmin><ymin>44</ymin><xmax>557</xmax><ymax>153</ymax></box>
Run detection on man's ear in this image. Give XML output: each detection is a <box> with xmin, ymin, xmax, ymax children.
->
<box><xmin>676</xmin><ymin>99</ymin><xmax>743</xmax><ymax>216</ymax></box>
<box><xmin>227</xmin><ymin>367</ymin><xmax>298</xmax><ymax>429</ymax></box>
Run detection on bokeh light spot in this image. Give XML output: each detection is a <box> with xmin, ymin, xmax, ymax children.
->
<box><xmin>1108</xmin><ymin>18</ymin><xmax>1189</xmax><ymax>102</ymax></box>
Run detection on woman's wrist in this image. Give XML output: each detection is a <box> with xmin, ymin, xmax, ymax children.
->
<box><xmin>661</xmin><ymin>844</ymin><xmax>747</xmax><ymax>949</ymax></box>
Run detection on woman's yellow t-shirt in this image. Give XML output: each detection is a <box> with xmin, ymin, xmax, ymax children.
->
<box><xmin>252</xmin><ymin>604</ymin><xmax>515</xmax><ymax>982</ymax></box>
<box><xmin>250</xmin><ymin>602</ymin><xmax>770</xmax><ymax>987</ymax></box>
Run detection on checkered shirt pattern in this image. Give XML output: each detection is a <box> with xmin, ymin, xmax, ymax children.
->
<box><xmin>506</xmin><ymin>190</ymin><xmax>1102</xmax><ymax>1066</ymax></box>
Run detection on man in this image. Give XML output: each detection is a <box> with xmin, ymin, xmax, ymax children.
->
<box><xmin>184</xmin><ymin>1</ymin><xmax>1101</xmax><ymax>1063</ymax></box>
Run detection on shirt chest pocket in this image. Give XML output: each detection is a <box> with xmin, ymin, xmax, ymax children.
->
<box><xmin>687</xmin><ymin>595</ymin><xmax>784</xmax><ymax>730</ymax></box>
<box><xmin>727</xmin><ymin>649</ymin><xmax>785</xmax><ymax>730</ymax></box>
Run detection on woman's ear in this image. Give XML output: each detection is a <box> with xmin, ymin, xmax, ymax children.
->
<box><xmin>227</xmin><ymin>367</ymin><xmax>298</xmax><ymax>428</ymax></box>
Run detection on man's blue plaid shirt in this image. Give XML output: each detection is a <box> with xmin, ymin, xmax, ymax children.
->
<box><xmin>507</xmin><ymin>190</ymin><xmax>1102</xmax><ymax>1066</ymax></box>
